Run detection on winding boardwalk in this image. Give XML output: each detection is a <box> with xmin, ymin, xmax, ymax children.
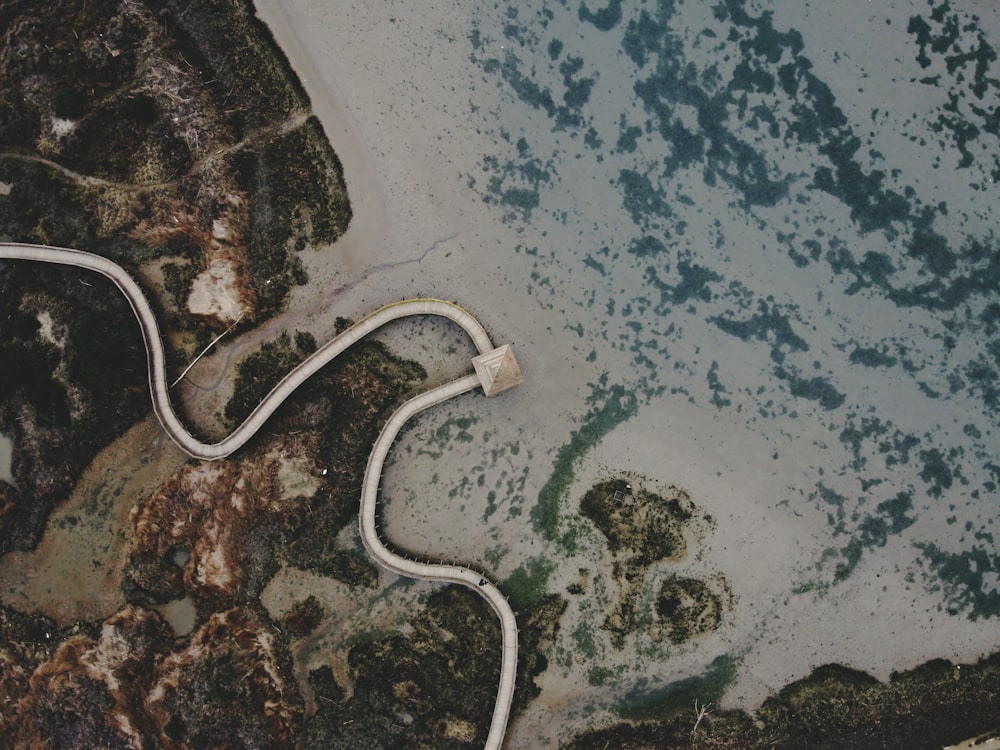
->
<box><xmin>361</xmin><ymin>374</ymin><xmax>519</xmax><ymax>749</ymax></box>
<box><xmin>0</xmin><ymin>242</ymin><xmax>520</xmax><ymax>750</ymax></box>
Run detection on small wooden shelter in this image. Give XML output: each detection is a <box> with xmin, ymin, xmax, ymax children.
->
<box><xmin>472</xmin><ymin>344</ymin><xmax>524</xmax><ymax>397</ymax></box>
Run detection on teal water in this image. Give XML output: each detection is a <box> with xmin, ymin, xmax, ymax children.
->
<box><xmin>462</xmin><ymin>0</ymin><xmax>999</xmax><ymax>618</ymax></box>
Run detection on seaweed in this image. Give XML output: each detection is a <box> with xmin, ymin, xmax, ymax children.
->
<box><xmin>503</xmin><ymin>556</ymin><xmax>555</xmax><ymax>611</ymax></box>
<box><xmin>919</xmin><ymin>542</ymin><xmax>1000</xmax><ymax>620</ymax></box>
<box><xmin>709</xmin><ymin>300</ymin><xmax>809</xmax><ymax>364</ymax></box>
<box><xmin>531</xmin><ymin>382</ymin><xmax>639</xmax><ymax>546</ymax></box>
<box><xmin>578</xmin><ymin>0</ymin><xmax>623</xmax><ymax>32</ymax></box>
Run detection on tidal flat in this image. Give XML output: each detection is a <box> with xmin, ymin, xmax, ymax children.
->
<box><xmin>1</xmin><ymin>0</ymin><xmax>998</xmax><ymax>747</ymax></box>
<box><xmin>263</xmin><ymin>0</ymin><xmax>1000</xmax><ymax>745</ymax></box>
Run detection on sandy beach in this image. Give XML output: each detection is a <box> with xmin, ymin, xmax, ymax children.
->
<box><xmin>244</xmin><ymin>0</ymin><xmax>1000</xmax><ymax>745</ymax></box>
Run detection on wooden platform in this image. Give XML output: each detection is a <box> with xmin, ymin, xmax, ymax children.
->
<box><xmin>472</xmin><ymin>344</ymin><xmax>524</xmax><ymax>396</ymax></box>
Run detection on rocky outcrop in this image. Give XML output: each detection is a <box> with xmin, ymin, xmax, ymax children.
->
<box><xmin>7</xmin><ymin>604</ymin><xmax>303</xmax><ymax>749</ymax></box>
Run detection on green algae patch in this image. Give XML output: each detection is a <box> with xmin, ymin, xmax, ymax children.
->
<box><xmin>774</xmin><ymin>367</ymin><xmax>845</xmax><ymax>410</ymax></box>
<box><xmin>530</xmin><ymin>382</ymin><xmax>639</xmax><ymax>547</ymax></box>
<box><xmin>503</xmin><ymin>556</ymin><xmax>555</xmax><ymax>611</ymax></box>
<box><xmin>849</xmin><ymin>345</ymin><xmax>899</xmax><ymax>368</ymax></box>
<box><xmin>709</xmin><ymin>301</ymin><xmax>809</xmax><ymax>364</ymax></box>
<box><xmin>616</xmin><ymin>654</ymin><xmax>739</xmax><ymax>721</ymax></box>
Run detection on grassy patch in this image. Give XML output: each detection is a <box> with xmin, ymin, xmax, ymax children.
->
<box><xmin>223</xmin><ymin>331</ymin><xmax>314</xmax><ymax>428</ymax></box>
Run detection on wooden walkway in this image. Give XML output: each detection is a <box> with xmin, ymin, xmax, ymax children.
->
<box><xmin>0</xmin><ymin>242</ymin><xmax>521</xmax><ymax>750</ymax></box>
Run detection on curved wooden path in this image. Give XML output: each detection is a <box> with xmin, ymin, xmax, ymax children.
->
<box><xmin>0</xmin><ymin>242</ymin><xmax>519</xmax><ymax>750</ymax></box>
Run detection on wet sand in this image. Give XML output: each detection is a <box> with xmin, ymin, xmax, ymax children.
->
<box><xmin>250</xmin><ymin>1</ymin><xmax>1000</xmax><ymax>746</ymax></box>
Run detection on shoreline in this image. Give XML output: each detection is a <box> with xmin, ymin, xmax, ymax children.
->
<box><xmin>253</xmin><ymin>2</ymin><xmax>389</xmax><ymax>283</ymax></box>
<box><xmin>250</xmin><ymin>1</ymin><xmax>1000</xmax><ymax>746</ymax></box>
<box><xmin>3</xmin><ymin>0</ymin><xmax>996</xmax><ymax>746</ymax></box>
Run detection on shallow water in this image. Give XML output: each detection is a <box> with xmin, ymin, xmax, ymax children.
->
<box><xmin>275</xmin><ymin>0</ymin><xmax>1000</xmax><ymax>731</ymax></box>
<box><xmin>156</xmin><ymin>596</ymin><xmax>198</xmax><ymax>638</ymax></box>
<box><xmin>2</xmin><ymin>1</ymin><xmax>994</xmax><ymax>745</ymax></box>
